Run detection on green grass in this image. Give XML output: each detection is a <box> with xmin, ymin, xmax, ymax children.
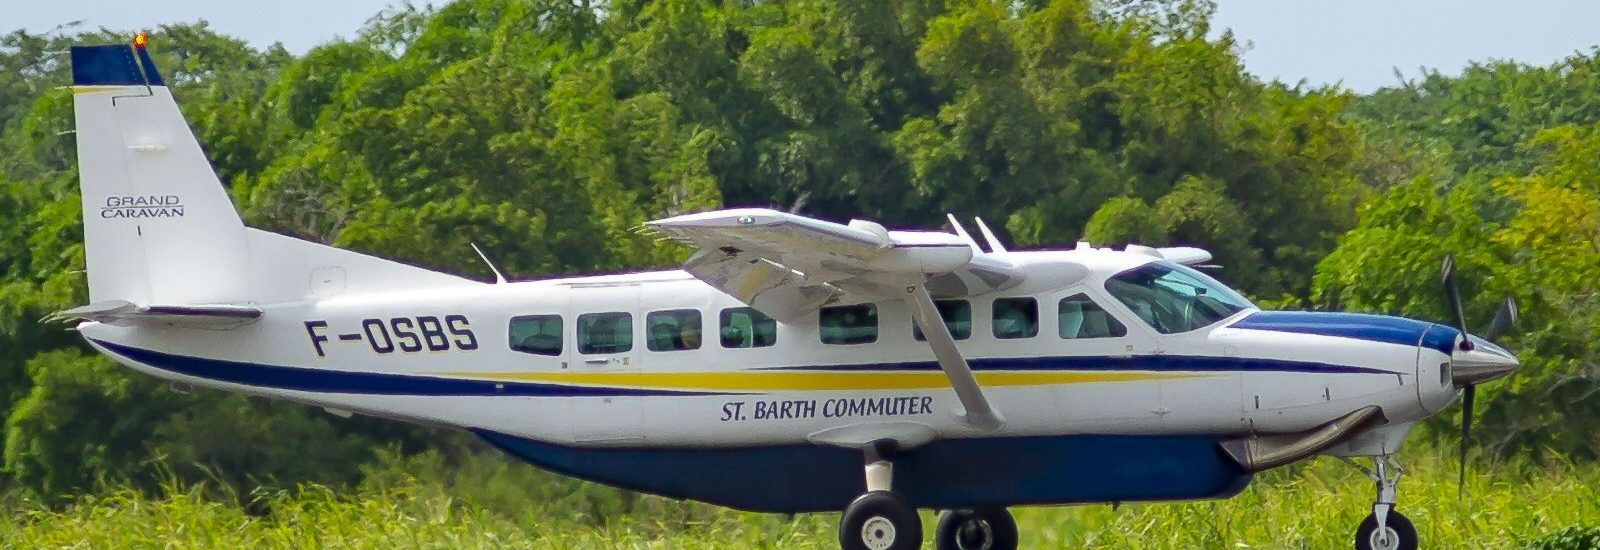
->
<box><xmin>2</xmin><ymin>444</ymin><xmax>1596</xmax><ymax>549</ymax></box>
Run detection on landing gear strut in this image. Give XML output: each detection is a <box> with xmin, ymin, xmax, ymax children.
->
<box><xmin>935</xmin><ymin>507</ymin><xmax>1018</xmax><ymax>550</ymax></box>
<box><xmin>1345</xmin><ymin>455</ymin><xmax>1418</xmax><ymax>550</ymax></box>
<box><xmin>840</xmin><ymin>446</ymin><xmax>921</xmax><ymax>550</ymax></box>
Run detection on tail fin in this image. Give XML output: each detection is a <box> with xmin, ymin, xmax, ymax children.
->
<box><xmin>71</xmin><ymin>39</ymin><xmax>475</xmax><ymax>306</ymax></box>
<box><xmin>72</xmin><ymin>42</ymin><xmax>247</xmax><ymax>304</ymax></box>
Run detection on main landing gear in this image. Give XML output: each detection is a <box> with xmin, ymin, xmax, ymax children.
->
<box><xmin>934</xmin><ymin>507</ymin><xmax>1017</xmax><ymax>550</ymax></box>
<box><xmin>839</xmin><ymin>444</ymin><xmax>1018</xmax><ymax>550</ymax></box>
<box><xmin>1344</xmin><ymin>455</ymin><xmax>1418</xmax><ymax>550</ymax></box>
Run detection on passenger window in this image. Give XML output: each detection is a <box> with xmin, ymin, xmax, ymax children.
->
<box><xmin>647</xmin><ymin>309</ymin><xmax>702</xmax><ymax>352</ymax></box>
<box><xmin>992</xmin><ymin>297</ymin><xmax>1039</xmax><ymax>339</ymax></box>
<box><xmin>720</xmin><ymin>307</ymin><xmax>777</xmax><ymax>348</ymax></box>
<box><xmin>913</xmin><ymin>299</ymin><xmax>972</xmax><ymax>341</ymax></box>
<box><xmin>820</xmin><ymin>303</ymin><xmax>878</xmax><ymax>345</ymax></box>
<box><xmin>508</xmin><ymin>314</ymin><xmax>563</xmax><ymax>356</ymax></box>
<box><xmin>1058</xmin><ymin>294</ymin><xmax>1127</xmax><ymax>339</ymax></box>
<box><xmin>577</xmin><ymin>312</ymin><xmax>632</xmax><ymax>354</ymax></box>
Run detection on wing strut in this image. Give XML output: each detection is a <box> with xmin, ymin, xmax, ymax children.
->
<box><xmin>973</xmin><ymin>217</ymin><xmax>1008</xmax><ymax>253</ymax></box>
<box><xmin>945</xmin><ymin>213</ymin><xmax>982</xmax><ymax>254</ymax></box>
<box><xmin>902</xmin><ymin>283</ymin><xmax>1005</xmax><ymax>431</ymax></box>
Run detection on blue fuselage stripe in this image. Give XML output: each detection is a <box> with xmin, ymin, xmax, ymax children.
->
<box><xmin>1229</xmin><ymin>311</ymin><xmax>1457</xmax><ymax>354</ymax></box>
<box><xmin>92</xmin><ymin>339</ymin><xmax>729</xmax><ymax>397</ymax></box>
<box><xmin>91</xmin><ymin>338</ymin><xmax>1395</xmax><ymax>398</ymax></box>
<box><xmin>763</xmin><ymin>355</ymin><xmax>1392</xmax><ymax>375</ymax></box>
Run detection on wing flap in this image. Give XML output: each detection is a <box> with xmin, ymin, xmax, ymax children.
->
<box><xmin>683</xmin><ymin>248</ymin><xmax>838</xmax><ymax>322</ymax></box>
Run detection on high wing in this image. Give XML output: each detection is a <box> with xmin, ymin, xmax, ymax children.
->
<box><xmin>649</xmin><ymin>208</ymin><xmax>1018</xmax><ymax>430</ymax></box>
<box><xmin>1154</xmin><ymin>246</ymin><xmax>1212</xmax><ymax>266</ymax></box>
<box><xmin>647</xmin><ymin>208</ymin><xmax>1024</xmax><ymax>322</ymax></box>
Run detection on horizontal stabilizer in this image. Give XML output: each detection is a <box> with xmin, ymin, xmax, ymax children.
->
<box><xmin>46</xmin><ymin>299</ymin><xmax>261</xmax><ymax>327</ymax></box>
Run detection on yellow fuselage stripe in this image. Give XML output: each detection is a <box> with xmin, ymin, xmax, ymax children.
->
<box><xmin>425</xmin><ymin>370</ymin><xmax>1203</xmax><ymax>392</ymax></box>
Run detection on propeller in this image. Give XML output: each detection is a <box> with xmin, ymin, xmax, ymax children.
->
<box><xmin>1440</xmin><ymin>255</ymin><xmax>1472</xmax><ymax>351</ymax></box>
<box><xmin>1440</xmin><ymin>254</ymin><xmax>1519</xmax><ymax>497</ymax></box>
<box><xmin>1457</xmin><ymin>381</ymin><xmax>1474</xmax><ymax>494</ymax></box>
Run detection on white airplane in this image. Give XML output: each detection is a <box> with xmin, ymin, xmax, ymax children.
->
<box><xmin>54</xmin><ymin>38</ymin><xmax>1522</xmax><ymax>550</ymax></box>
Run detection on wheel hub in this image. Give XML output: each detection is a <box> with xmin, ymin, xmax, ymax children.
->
<box><xmin>861</xmin><ymin>516</ymin><xmax>897</xmax><ymax>550</ymax></box>
<box><xmin>1369</xmin><ymin>526</ymin><xmax>1400</xmax><ymax>550</ymax></box>
<box><xmin>956</xmin><ymin>517</ymin><xmax>994</xmax><ymax>550</ymax></box>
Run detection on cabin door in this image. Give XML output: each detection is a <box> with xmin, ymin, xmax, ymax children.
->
<box><xmin>1050</xmin><ymin>290</ymin><xmax>1163</xmax><ymax>425</ymax></box>
<box><xmin>565</xmin><ymin>283</ymin><xmax>643</xmax><ymax>443</ymax></box>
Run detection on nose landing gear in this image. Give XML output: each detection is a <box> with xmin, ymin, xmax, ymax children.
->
<box><xmin>1356</xmin><ymin>511</ymin><xmax>1416</xmax><ymax>550</ymax></box>
<box><xmin>1345</xmin><ymin>455</ymin><xmax>1418</xmax><ymax>550</ymax></box>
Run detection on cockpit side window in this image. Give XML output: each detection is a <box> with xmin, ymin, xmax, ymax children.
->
<box><xmin>1104</xmin><ymin>261</ymin><xmax>1253</xmax><ymax>334</ymax></box>
<box><xmin>1058</xmin><ymin>294</ymin><xmax>1126</xmax><ymax>339</ymax></box>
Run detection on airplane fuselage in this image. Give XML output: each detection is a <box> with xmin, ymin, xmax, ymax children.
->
<box><xmin>78</xmin><ymin>250</ymin><xmax>1460</xmax><ymax>512</ymax></box>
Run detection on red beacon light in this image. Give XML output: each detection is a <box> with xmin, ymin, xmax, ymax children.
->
<box><xmin>134</xmin><ymin>32</ymin><xmax>149</xmax><ymax>50</ymax></box>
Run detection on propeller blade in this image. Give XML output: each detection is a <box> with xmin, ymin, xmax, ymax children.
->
<box><xmin>1458</xmin><ymin>384</ymin><xmax>1476</xmax><ymax>498</ymax></box>
<box><xmin>1484</xmin><ymin>296</ymin><xmax>1519</xmax><ymax>342</ymax></box>
<box><xmin>1441</xmin><ymin>255</ymin><xmax>1473</xmax><ymax>351</ymax></box>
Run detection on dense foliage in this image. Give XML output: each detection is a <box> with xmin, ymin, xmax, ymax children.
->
<box><xmin>3</xmin><ymin>443</ymin><xmax>1597</xmax><ymax>548</ymax></box>
<box><xmin>0</xmin><ymin>0</ymin><xmax>1597</xmax><ymax>525</ymax></box>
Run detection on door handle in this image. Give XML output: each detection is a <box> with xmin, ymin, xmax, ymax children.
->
<box><xmin>584</xmin><ymin>358</ymin><xmax>610</xmax><ymax>365</ymax></box>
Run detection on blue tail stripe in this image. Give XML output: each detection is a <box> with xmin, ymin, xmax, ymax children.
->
<box><xmin>135</xmin><ymin>46</ymin><xmax>165</xmax><ymax>86</ymax></box>
<box><xmin>71</xmin><ymin>45</ymin><xmax>145</xmax><ymax>86</ymax></box>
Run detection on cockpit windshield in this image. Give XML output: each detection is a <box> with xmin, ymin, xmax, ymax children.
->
<box><xmin>1105</xmin><ymin>261</ymin><xmax>1254</xmax><ymax>334</ymax></box>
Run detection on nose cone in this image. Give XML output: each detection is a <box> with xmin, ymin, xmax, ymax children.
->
<box><xmin>1451</xmin><ymin>335</ymin><xmax>1520</xmax><ymax>385</ymax></box>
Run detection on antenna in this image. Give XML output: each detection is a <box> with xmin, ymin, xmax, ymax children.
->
<box><xmin>470</xmin><ymin>243</ymin><xmax>509</xmax><ymax>284</ymax></box>
<box><xmin>973</xmin><ymin>217</ymin><xmax>1008</xmax><ymax>253</ymax></box>
<box><xmin>945</xmin><ymin>213</ymin><xmax>982</xmax><ymax>253</ymax></box>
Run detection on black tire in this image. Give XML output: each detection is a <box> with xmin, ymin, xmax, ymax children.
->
<box><xmin>1354</xmin><ymin>510</ymin><xmax>1418</xmax><ymax>550</ymax></box>
<box><xmin>935</xmin><ymin>507</ymin><xmax>1019</xmax><ymax>550</ymax></box>
<box><xmin>840</xmin><ymin>491</ymin><xmax>922</xmax><ymax>550</ymax></box>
